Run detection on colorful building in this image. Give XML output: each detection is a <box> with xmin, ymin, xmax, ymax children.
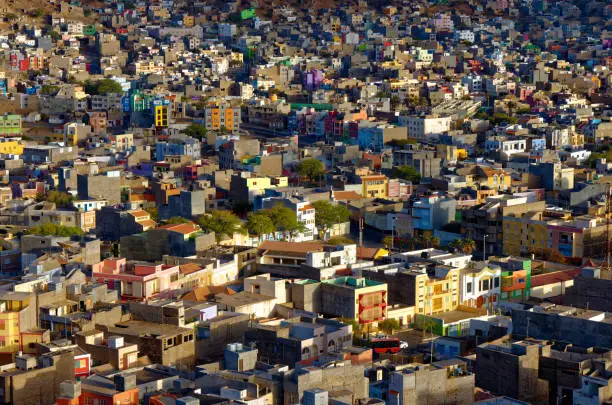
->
<box><xmin>459</xmin><ymin>262</ymin><xmax>502</xmax><ymax>309</ymax></box>
<box><xmin>92</xmin><ymin>258</ymin><xmax>182</xmax><ymax>301</ymax></box>
<box><xmin>407</xmin><ymin>265</ymin><xmax>461</xmax><ymax>315</ymax></box>
<box><xmin>154</xmin><ymin>105</ymin><xmax>168</xmax><ymax>127</ymax></box>
<box><xmin>204</xmin><ymin>104</ymin><xmax>241</xmax><ymax>133</ymax></box>
<box><xmin>490</xmin><ymin>257</ymin><xmax>532</xmax><ymax>301</ymax></box>
<box><xmin>0</xmin><ymin>114</ymin><xmax>21</xmax><ymax>136</ymax></box>
<box><xmin>360</xmin><ymin>174</ymin><xmax>388</xmax><ymax>199</ymax></box>
<box><xmin>0</xmin><ymin>292</ymin><xmax>46</xmax><ymax>363</ymax></box>
<box><xmin>0</xmin><ymin>139</ymin><xmax>24</xmax><ymax>155</ymax></box>
<box><xmin>321</xmin><ymin>277</ymin><xmax>387</xmax><ymax>325</ymax></box>
<box><xmin>503</xmin><ymin>211</ymin><xmax>548</xmax><ymax>256</ymax></box>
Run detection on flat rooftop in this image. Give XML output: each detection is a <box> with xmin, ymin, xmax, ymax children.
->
<box><xmin>429</xmin><ymin>310</ymin><xmax>484</xmax><ymax>324</ymax></box>
<box><xmin>215</xmin><ymin>291</ymin><xmax>276</xmax><ymax>307</ymax></box>
<box><xmin>106</xmin><ymin>320</ymin><xmax>192</xmax><ymax>338</ymax></box>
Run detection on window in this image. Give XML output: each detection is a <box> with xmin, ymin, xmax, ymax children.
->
<box><xmin>466</xmin><ymin>282</ymin><xmax>472</xmax><ymax>293</ymax></box>
<box><xmin>482</xmin><ymin>279</ymin><xmax>490</xmax><ymax>291</ymax></box>
<box><xmin>494</xmin><ymin>277</ymin><xmax>500</xmax><ymax>288</ymax></box>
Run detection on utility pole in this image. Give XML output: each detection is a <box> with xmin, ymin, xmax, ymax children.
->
<box><xmin>606</xmin><ymin>183</ymin><xmax>611</xmax><ymax>270</ymax></box>
<box><xmin>390</xmin><ymin>215</ymin><xmax>395</xmax><ymax>252</ymax></box>
<box><xmin>483</xmin><ymin>234</ymin><xmax>487</xmax><ymax>261</ymax></box>
<box><xmin>359</xmin><ymin>210</ymin><xmax>364</xmax><ymax>255</ymax></box>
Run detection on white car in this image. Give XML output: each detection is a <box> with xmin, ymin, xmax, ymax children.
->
<box><xmin>400</xmin><ymin>341</ymin><xmax>409</xmax><ymax>349</ymax></box>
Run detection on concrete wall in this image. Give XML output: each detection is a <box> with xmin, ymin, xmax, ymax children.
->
<box><xmin>0</xmin><ymin>351</ymin><xmax>75</xmax><ymax>405</ymax></box>
<box><xmin>512</xmin><ymin>309</ymin><xmax>612</xmax><ymax>348</ymax></box>
<box><xmin>283</xmin><ymin>361</ymin><xmax>368</xmax><ymax>405</ymax></box>
<box><xmin>291</xmin><ymin>282</ymin><xmax>322</xmax><ymax>313</ymax></box>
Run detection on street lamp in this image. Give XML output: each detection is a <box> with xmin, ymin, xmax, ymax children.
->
<box><xmin>483</xmin><ymin>234</ymin><xmax>488</xmax><ymax>261</ymax></box>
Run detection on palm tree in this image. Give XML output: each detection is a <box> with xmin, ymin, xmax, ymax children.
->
<box><xmin>462</xmin><ymin>239</ymin><xmax>476</xmax><ymax>254</ymax></box>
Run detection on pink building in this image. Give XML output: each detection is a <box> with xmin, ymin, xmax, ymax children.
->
<box><xmin>92</xmin><ymin>258</ymin><xmax>181</xmax><ymax>301</ymax></box>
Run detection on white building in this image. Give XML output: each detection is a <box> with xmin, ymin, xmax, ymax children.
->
<box><xmin>485</xmin><ymin>137</ymin><xmax>527</xmax><ymax>157</ymax></box>
<box><xmin>305</xmin><ymin>244</ymin><xmax>357</xmax><ymax>270</ymax></box>
<box><xmin>455</xmin><ymin>30</ymin><xmax>475</xmax><ymax>43</ymax></box>
<box><xmin>218</xmin><ymin>23</ymin><xmax>237</xmax><ymax>38</ymax></box>
<box><xmin>462</xmin><ymin>74</ymin><xmax>483</xmax><ymax>93</ymax></box>
<box><xmin>459</xmin><ymin>262</ymin><xmax>502</xmax><ymax>309</ymax></box>
<box><xmin>398</xmin><ymin>115</ymin><xmax>452</xmax><ymax>141</ymax></box>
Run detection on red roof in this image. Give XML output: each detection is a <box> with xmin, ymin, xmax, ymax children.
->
<box><xmin>531</xmin><ymin>269</ymin><xmax>581</xmax><ymax>288</ymax></box>
<box><xmin>159</xmin><ymin>222</ymin><xmax>200</xmax><ymax>235</ymax></box>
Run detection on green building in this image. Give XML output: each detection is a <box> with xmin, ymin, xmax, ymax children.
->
<box><xmin>490</xmin><ymin>257</ymin><xmax>532</xmax><ymax>301</ymax></box>
<box><xmin>83</xmin><ymin>25</ymin><xmax>97</xmax><ymax>36</ymax></box>
<box><xmin>0</xmin><ymin>114</ymin><xmax>22</xmax><ymax>136</ymax></box>
<box><xmin>240</xmin><ymin>7</ymin><xmax>255</xmax><ymax>20</ymax></box>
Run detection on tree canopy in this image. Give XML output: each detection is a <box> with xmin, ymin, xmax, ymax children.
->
<box><xmin>35</xmin><ymin>191</ymin><xmax>74</xmax><ymax>208</ymax></box>
<box><xmin>144</xmin><ymin>207</ymin><xmax>159</xmax><ymax>222</ymax></box>
<box><xmin>183</xmin><ymin>123</ymin><xmax>208</xmax><ymax>140</ymax></box>
<box><xmin>84</xmin><ymin>79</ymin><xmax>123</xmax><ymax>95</ymax></box>
<box><xmin>245</xmin><ymin>212</ymin><xmax>275</xmax><ymax>237</ymax></box>
<box><xmin>311</xmin><ymin>201</ymin><xmax>350</xmax><ymax>239</ymax></box>
<box><xmin>264</xmin><ymin>205</ymin><xmax>304</xmax><ymax>234</ymax></box>
<box><xmin>449</xmin><ymin>238</ymin><xmax>475</xmax><ymax>254</ymax></box>
<box><xmin>163</xmin><ymin>217</ymin><xmax>191</xmax><ymax>225</ymax></box>
<box><xmin>326</xmin><ymin>236</ymin><xmax>355</xmax><ymax>245</ymax></box>
<box><xmin>392</xmin><ymin>165</ymin><xmax>421</xmax><ymax>183</ymax></box>
<box><xmin>296</xmin><ymin>158</ymin><xmax>324</xmax><ymax>182</ymax></box>
<box><xmin>26</xmin><ymin>223</ymin><xmax>83</xmax><ymax>237</ymax></box>
<box><xmin>198</xmin><ymin>210</ymin><xmax>245</xmax><ymax>242</ymax></box>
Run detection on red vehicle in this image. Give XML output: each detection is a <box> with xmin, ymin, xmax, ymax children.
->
<box><xmin>371</xmin><ymin>338</ymin><xmax>401</xmax><ymax>354</ymax></box>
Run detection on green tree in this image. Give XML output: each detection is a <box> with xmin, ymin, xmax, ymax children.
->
<box><xmin>385</xmin><ymin>138</ymin><xmax>417</xmax><ymax>148</ymax></box>
<box><xmin>327</xmin><ymin>236</ymin><xmax>355</xmax><ymax>245</ymax></box>
<box><xmin>35</xmin><ymin>191</ymin><xmax>74</xmax><ymax>208</ymax></box>
<box><xmin>26</xmin><ymin>223</ymin><xmax>83</xmax><ymax>237</ymax></box>
<box><xmin>144</xmin><ymin>207</ymin><xmax>159</xmax><ymax>222</ymax></box>
<box><xmin>96</xmin><ymin>79</ymin><xmax>123</xmax><ymax>95</ymax></box>
<box><xmin>49</xmin><ymin>30</ymin><xmax>60</xmax><ymax>41</ymax></box>
<box><xmin>198</xmin><ymin>210</ymin><xmax>245</xmax><ymax>242</ymax></box>
<box><xmin>378</xmin><ymin>318</ymin><xmax>400</xmax><ymax>334</ymax></box>
<box><xmin>183</xmin><ymin>123</ymin><xmax>208</xmax><ymax>140</ymax></box>
<box><xmin>163</xmin><ymin>217</ymin><xmax>191</xmax><ymax>225</ymax></box>
<box><xmin>84</xmin><ymin>79</ymin><xmax>123</xmax><ymax>95</ymax></box>
<box><xmin>392</xmin><ymin>165</ymin><xmax>421</xmax><ymax>183</ymax></box>
<box><xmin>296</xmin><ymin>158</ymin><xmax>324</xmax><ymax>183</ymax></box>
<box><xmin>32</xmin><ymin>8</ymin><xmax>44</xmax><ymax>17</ymax></box>
<box><xmin>40</xmin><ymin>85</ymin><xmax>60</xmax><ymax>96</ymax></box>
<box><xmin>5</xmin><ymin>13</ymin><xmax>17</xmax><ymax>21</ymax></box>
<box><xmin>261</xmin><ymin>204</ymin><xmax>305</xmax><ymax>239</ymax></box>
<box><xmin>311</xmin><ymin>201</ymin><xmax>350</xmax><ymax>240</ymax></box>
<box><xmin>246</xmin><ymin>212</ymin><xmax>274</xmax><ymax>238</ymax></box>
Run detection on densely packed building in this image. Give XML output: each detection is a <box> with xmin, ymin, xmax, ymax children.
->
<box><xmin>0</xmin><ymin>0</ymin><xmax>610</xmax><ymax>403</ymax></box>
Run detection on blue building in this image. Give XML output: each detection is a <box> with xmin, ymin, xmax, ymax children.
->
<box><xmin>155</xmin><ymin>134</ymin><xmax>201</xmax><ymax>161</ymax></box>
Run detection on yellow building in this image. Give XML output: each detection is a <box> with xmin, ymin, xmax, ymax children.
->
<box><xmin>155</xmin><ymin>105</ymin><xmax>168</xmax><ymax>127</ymax></box>
<box><xmin>408</xmin><ymin>265</ymin><xmax>460</xmax><ymax>315</ymax></box>
<box><xmin>0</xmin><ymin>139</ymin><xmax>24</xmax><ymax>155</ymax></box>
<box><xmin>0</xmin><ymin>292</ymin><xmax>45</xmax><ymax>363</ymax></box>
<box><xmin>360</xmin><ymin>175</ymin><xmax>388</xmax><ymax>199</ymax></box>
<box><xmin>461</xmin><ymin>166</ymin><xmax>511</xmax><ymax>191</ymax></box>
<box><xmin>113</xmin><ymin>133</ymin><xmax>134</xmax><ymax>151</ymax></box>
<box><xmin>230</xmin><ymin>52</ymin><xmax>244</xmax><ymax>63</ymax></box>
<box><xmin>502</xmin><ymin>211</ymin><xmax>548</xmax><ymax>256</ymax></box>
<box><xmin>479</xmin><ymin>167</ymin><xmax>511</xmax><ymax>191</ymax></box>
<box><xmin>230</xmin><ymin>173</ymin><xmax>289</xmax><ymax>203</ymax></box>
<box><xmin>183</xmin><ymin>15</ymin><xmax>195</xmax><ymax>27</ymax></box>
